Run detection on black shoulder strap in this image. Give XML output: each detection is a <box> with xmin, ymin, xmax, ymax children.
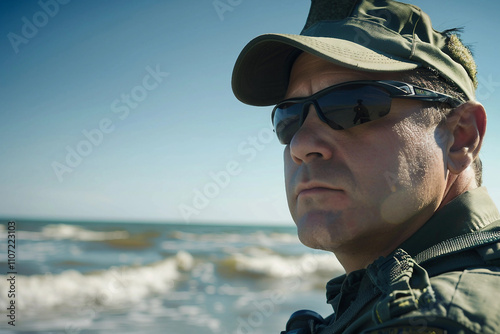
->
<box><xmin>413</xmin><ymin>229</ymin><xmax>500</xmax><ymax>277</ymax></box>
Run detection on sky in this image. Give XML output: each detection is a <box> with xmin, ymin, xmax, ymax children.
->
<box><xmin>1</xmin><ymin>0</ymin><xmax>499</xmax><ymax>225</ymax></box>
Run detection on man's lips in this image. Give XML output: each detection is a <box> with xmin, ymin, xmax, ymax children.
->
<box><xmin>295</xmin><ymin>182</ymin><xmax>341</xmax><ymax>197</ymax></box>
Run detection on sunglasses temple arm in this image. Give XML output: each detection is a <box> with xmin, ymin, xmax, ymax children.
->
<box><xmin>393</xmin><ymin>95</ymin><xmax>463</xmax><ymax>108</ymax></box>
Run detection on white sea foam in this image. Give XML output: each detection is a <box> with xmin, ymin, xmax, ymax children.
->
<box><xmin>9</xmin><ymin>224</ymin><xmax>130</xmax><ymax>241</ymax></box>
<box><xmin>220</xmin><ymin>248</ymin><xmax>342</xmax><ymax>279</ymax></box>
<box><xmin>169</xmin><ymin>230</ymin><xmax>300</xmax><ymax>245</ymax></box>
<box><xmin>40</xmin><ymin>224</ymin><xmax>130</xmax><ymax>241</ymax></box>
<box><xmin>0</xmin><ymin>251</ymin><xmax>194</xmax><ymax>314</ymax></box>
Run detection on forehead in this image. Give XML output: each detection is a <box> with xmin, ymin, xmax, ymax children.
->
<box><xmin>285</xmin><ymin>52</ymin><xmax>400</xmax><ymax>99</ymax></box>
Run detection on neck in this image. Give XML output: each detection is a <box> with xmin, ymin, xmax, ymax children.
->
<box><xmin>334</xmin><ymin>223</ymin><xmax>424</xmax><ymax>274</ymax></box>
<box><xmin>335</xmin><ymin>170</ymin><xmax>478</xmax><ymax>274</ymax></box>
<box><xmin>439</xmin><ymin>169</ymin><xmax>477</xmax><ymax>210</ymax></box>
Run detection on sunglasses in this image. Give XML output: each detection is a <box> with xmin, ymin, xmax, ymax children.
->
<box><xmin>271</xmin><ymin>80</ymin><xmax>463</xmax><ymax>145</ymax></box>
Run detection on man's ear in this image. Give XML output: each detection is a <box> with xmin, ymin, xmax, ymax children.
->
<box><xmin>446</xmin><ymin>101</ymin><xmax>486</xmax><ymax>174</ymax></box>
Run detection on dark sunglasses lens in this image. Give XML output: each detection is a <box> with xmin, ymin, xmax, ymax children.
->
<box><xmin>317</xmin><ymin>85</ymin><xmax>391</xmax><ymax>129</ymax></box>
<box><xmin>273</xmin><ymin>85</ymin><xmax>393</xmax><ymax>144</ymax></box>
<box><xmin>273</xmin><ymin>102</ymin><xmax>303</xmax><ymax>144</ymax></box>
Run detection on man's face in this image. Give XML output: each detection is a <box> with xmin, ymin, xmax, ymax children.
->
<box><xmin>284</xmin><ymin>53</ymin><xmax>450</xmax><ymax>255</ymax></box>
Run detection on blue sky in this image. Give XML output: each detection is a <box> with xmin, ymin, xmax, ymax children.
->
<box><xmin>1</xmin><ymin>0</ymin><xmax>499</xmax><ymax>225</ymax></box>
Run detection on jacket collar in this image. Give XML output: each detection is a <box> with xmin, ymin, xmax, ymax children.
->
<box><xmin>399</xmin><ymin>187</ymin><xmax>500</xmax><ymax>257</ymax></box>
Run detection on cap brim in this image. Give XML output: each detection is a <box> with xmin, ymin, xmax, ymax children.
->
<box><xmin>232</xmin><ymin>33</ymin><xmax>420</xmax><ymax>106</ymax></box>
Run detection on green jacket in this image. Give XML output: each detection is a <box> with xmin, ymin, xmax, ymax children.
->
<box><xmin>290</xmin><ymin>187</ymin><xmax>500</xmax><ymax>334</ymax></box>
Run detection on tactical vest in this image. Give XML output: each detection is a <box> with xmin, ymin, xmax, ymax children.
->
<box><xmin>281</xmin><ymin>229</ymin><xmax>500</xmax><ymax>334</ymax></box>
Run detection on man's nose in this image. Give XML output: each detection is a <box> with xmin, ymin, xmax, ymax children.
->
<box><xmin>288</xmin><ymin>104</ymin><xmax>334</xmax><ymax>164</ymax></box>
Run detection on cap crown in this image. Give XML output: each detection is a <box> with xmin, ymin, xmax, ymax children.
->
<box><xmin>231</xmin><ymin>0</ymin><xmax>477</xmax><ymax>106</ymax></box>
<box><xmin>301</xmin><ymin>0</ymin><xmax>477</xmax><ymax>95</ymax></box>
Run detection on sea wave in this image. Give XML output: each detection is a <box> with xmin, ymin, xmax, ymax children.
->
<box><xmin>218</xmin><ymin>248</ymin><xmax>342</xmax><ymax>279</ymax></box>
<box><xmin>42</xmin><ymin>224</ymin><xmax>129</xmax><ymax>241</ymax></box>
<box><xmin>7</xmin><ymin>224</ymin><xmax>130</xmax><ymax>241</ymax></box>
<box><xmin>168</xmin><ymin>230</ymin><xmax>300</xmax><ymax>245</ymax></box>
<box><xmin>0</xmin><ymin>251</ymin><xmax>194</xmax><ymax>314</ymax></box>
<box><xmin>0</xmin><ymin>245</ymin><xmax>343</xmax><ymax>315</ymax></box>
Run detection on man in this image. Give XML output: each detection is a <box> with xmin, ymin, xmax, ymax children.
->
<box><xmin>232</xmin><ymin>0</ymin><xmax>500</xmax><ymax>333</ymax></box>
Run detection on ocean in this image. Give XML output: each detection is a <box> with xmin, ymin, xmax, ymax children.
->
<box><xmin>0</xmin><ymin>220</ymin><xmax>344</xmax><ymax>334</ymax></box>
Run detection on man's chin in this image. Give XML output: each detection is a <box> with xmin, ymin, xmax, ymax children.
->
<box><xmin>295</xmin><ymin>213</ymin><xmax>340</xmax><ymax>251</ymax></box>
